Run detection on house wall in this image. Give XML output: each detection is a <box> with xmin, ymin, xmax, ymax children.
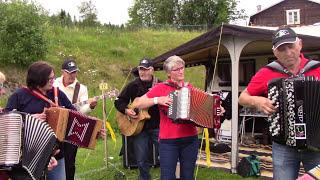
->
<box><xmin>211</xmin><ymin>55</ymin><xmax>271</xmax><ymax>92</ymax></box>
<box><xmin>250</xmin><ymin>0</ymin><xmax>320</xmax><ymax>26</ymax></box>
<box><xmin>211</xmin><ymin>52</ymin><xmax>320</xmax><ymax>93</ymax></box>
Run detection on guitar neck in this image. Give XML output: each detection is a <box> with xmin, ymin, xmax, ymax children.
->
<box><xmin>73</xmin><ymin>95</ymin><xmax>103</xmax><ymax>107</ymax></box>
<box><xmin>72</xmin><ymin>89</ymin><xmax>119</xmax><ymax>107</ymax></box>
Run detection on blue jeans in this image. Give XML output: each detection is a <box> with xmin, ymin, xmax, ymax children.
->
<box><xmin>159</xmin><ymin>136</ymin><xmax>198</xmax><ymax>180</ymax></box>
<box><xmin>132</xmin><ymin>128</ymin><xmax>159</xmax><ymax>180</ymax></box>
<box><xmin>272</xmin><ymin>142</ymin><xmax>320</xmax><ymax>180</ymax></box>
<box><xmin>47</xmin><ymin>158</ymin><xmax>66</xmax><ymax>180</ymax></box>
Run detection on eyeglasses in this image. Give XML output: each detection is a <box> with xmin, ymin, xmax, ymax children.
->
<box><xmin>171</xmin><ymin>66</ymin><xmax>184</xmax><ymax>72</ymax></box>
<box><xmin>48</xmin><ymin>76</ymin><xmax>55</xmax><ymax>82</ymax></box>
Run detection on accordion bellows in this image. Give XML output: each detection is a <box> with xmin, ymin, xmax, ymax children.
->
<box><xmin>45</xmin><ymin>107</ymin><xmax>103</xmax><ymax>149</ymax></box>
<box><xmin>0</xmin><ymin>112</ymin><xmax>57</xmax><ymax>180</ymax></box>
<box><xmin>268</xmin><ymin>76</ymin><xmax>320</xmax><ymax>150</ymax></box>
<box><xmin>168</xmin><ymin>87</ymin><xmax>221</xmax><ymax>129</ymax></box>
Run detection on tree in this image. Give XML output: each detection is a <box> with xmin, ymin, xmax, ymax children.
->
<box><xmin>128</xmin><ymin>0</ymin><xmax>246</xmax><ymax>29</ymax></box>
<box><xmin>78</xmin><ymin>0</ymin><xmax>99</xmax><ymax>26</ymax></box>
<box><xmin>49</xmin><ymin>9</ymin><xmax>73</xmax><ymax>26</ymax></box>
<box><xmin>0</xmin><ymin>1</ymin><xmax>47</xmax><ymax>66</ymax></box>
<box><xmin>128</xmin><ymin>0</ymin><xmax>155</xmax><ymax>27</ymax></box>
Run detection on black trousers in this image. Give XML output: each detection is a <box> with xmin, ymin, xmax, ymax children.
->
<box><xmin>64</xmin><ymin>143</ymin><xmax>78</xmax><ymax>180</ymax></box>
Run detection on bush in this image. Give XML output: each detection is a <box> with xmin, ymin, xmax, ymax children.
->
<box><xmin>0</xmin><ymin>1</ymin><xmax>47</xmax><ymax>66</ymax></box>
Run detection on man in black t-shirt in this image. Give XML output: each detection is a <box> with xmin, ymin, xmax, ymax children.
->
<box><xmin>114</xmin><ymin>58</ymin><xmax>160</xmax><ymax>180</ymax></box>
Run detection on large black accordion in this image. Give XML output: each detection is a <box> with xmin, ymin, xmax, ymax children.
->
<box><xmin>0</xmin><ymin>112</ymin><xmax>57</xmax><ymax>180</ymax></box>
<box><xmin>268</xmin><ymin>76</ymin><xmax>320</xmax><ymax>150</ymax></box>
<box><xmin>168</xmin><ymin>86</ymin><xmax>221</xmax><ymax>129</ymax></box>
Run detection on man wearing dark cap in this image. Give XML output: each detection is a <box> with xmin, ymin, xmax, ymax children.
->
<box><xmin>114</xmin><ymin>58</ymin><xmax>160</xmax><ymax>180</ymax></box>
<box><xmin>239</xmin><ymin>27</ymin><xmax>320</xmax><ymax>179</ymax></box>
<box><xmin>54</xmin><ymin>58</ymin><xmax>97</xmax><ymax>180</ymax></box>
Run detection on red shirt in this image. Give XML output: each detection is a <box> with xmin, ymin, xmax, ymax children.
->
<box><xmin>247</xmin><ymin>54</ymin><xmax>320</xmax><ymax>96</ymax></box>
<box><xmin>146</xmin><ymin>81</ymin><xmax>198</xmax><ymax>139</ymax></box>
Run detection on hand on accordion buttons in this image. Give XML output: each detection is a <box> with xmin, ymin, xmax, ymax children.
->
<box><xmin>158</xmin><ymin>96</ymin><xmax>173</xmax><ymax>106</ymax></box>
<box><xmin>254</xmin><ymin>96</ymin><xmax>276</xmax><ymax>115</ymax></box>
<box><xmin>31</xmin><ymin>112</ymin><xmax>46</xmax><ymax>121</ymax></box>
<box><xmin>47</xmin><ymin>156</ymin><xmax>58</xmax><ymax>171</ymax></box>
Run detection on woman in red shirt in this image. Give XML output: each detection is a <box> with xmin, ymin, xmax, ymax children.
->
<box><xmin>135</xmin><ymin>55</ymin><xmax>199</xmax><ymax>180</ymax></box>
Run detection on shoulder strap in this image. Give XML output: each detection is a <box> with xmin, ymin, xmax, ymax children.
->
<box><xmin>265</xmin><ymin>60</ymin><xmax>320</xmax><ymax>76</ymax></box>
<box><xmin>152</xmin><ymin>76</ymin><xmax>159</xmax><ymax>88</ymax></box>
<box><xmin>53</xmin><ymin>87</ymin><xmax>59</xmax><ymax>106</ymax></box>
<box><xmin>72</xmin><ymin>82</ymin><xmax>80</xmax><ymax>104</ymax></box>
<box><xmin>300</xmin><ymin>60</ymin><xmax>320</xmax><ymax>74</ymax></box>
<box><xmin>265</xmin><ymin>61</ymin><xmax>288</xmax><ymax>75</ymax></box>
<box><xmin>24</xmin><ymin>87</ymin><xmax>58</xmax><ymax>107</ymax></box>
<box><xmin>162</xmin><ymin>81</ymin><xmax>181</xmax><ymax>89</ymax></box>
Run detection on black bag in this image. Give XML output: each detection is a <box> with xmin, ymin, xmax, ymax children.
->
<box><xmin>237</xmin><ymin>155</ymin><xmax>261</xmax><ymax>177</ymax></box>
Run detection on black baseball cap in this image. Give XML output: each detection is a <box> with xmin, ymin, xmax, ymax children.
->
<box><xmin>272</xmin><ymin>27</ymin><xmax>298</xmax><ymax>50</ymax></box>
<box><xmin>62</xmin><ymin>59</ymin><xmax>79</xmax><ymax>73</ymax></box>
<box><xmin>137</xmin><ymin>58</ymin><xmax>153</xmax><ymax>69</ymax></box>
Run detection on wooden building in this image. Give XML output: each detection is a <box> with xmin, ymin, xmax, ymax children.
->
<box><xmin>249</xmin><ymin>0</ymin><xmax>320</xmax><ymax>27</ymax></box>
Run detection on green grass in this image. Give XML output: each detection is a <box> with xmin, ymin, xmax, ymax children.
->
<box><xmin>75</xmin><ymin>136</ymin><xmax>262</xmax><ymax>180</ymax></box>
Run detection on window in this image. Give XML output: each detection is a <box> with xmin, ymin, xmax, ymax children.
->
<box><xmin>286</xmin><ymin>9</ymin><xmax>300</xmax><ymax>25</ymax></box>
<box><xmin>218</xmin><ymin>59</ymin><xmax>255</xmax><ymax>86</ymax></box>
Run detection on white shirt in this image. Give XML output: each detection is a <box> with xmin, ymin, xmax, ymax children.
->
<box><xmin>54</xmin><ymin>76</ymin><xmax>92</xmax><ymax>114</ymax></box>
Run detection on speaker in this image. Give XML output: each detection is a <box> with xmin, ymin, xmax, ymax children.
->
<box><xmin>121</xmin><ymin>135</ymin><xmax>159</xmax><ymax>169</ymax></box>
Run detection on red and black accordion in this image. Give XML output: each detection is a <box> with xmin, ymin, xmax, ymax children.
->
<box><xmin>0</xmin><ymin>111</ymin><xmax>57</xmax><ymax>180</ymax></box>
<box><xmin>268</xmin><ymin>76</ymin><xmax>320</xmax><ymax>150</ymax></box>
<box><xmin>168</xmin><ymin>87</ymin><xmax>221</xmax><ymax>129</ymax></box>
<box><xmin>45</xmin><ymin>107</ymin><xmax>103</xmax><ymax>149</ymax></box>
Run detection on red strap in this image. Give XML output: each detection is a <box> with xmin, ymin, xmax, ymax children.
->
<box><xmin>24</xmin><ymin>87</ymin><xmax>58</xmax><ymax>107</ymax></box>
<box><xmin>54</xmin><ymin>87</ymin><xmax>58</xmax><ymax>106</ymax></box>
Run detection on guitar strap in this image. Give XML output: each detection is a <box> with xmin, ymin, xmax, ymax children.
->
<box><xmin>151</xmin><ymin>76</ymin><xmax>159</xmax><ymax>87</ymax></box>
<box><xmin>72</xmin><ymin>82</ymin><xmax>80</xmax><ymax>104</ymax></box>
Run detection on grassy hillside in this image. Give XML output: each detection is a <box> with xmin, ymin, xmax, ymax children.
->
<box><xmin>0</xmin><ymin>26</ymin><xmax>205</xmax><ymax>125</ymax></box>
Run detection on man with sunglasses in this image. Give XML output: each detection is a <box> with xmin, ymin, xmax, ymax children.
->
<box><xmin>54</xmin><ymin>59</ymin><xmax>97</xmax><ymax>180</ymax></box>
<box><xmin>114</xmin><ymin>58</ymin><xmax>160</xmax><ymax>180</ymax></box>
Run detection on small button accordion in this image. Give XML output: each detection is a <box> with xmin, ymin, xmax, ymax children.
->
<box><xmin>268</xmin><ymin>76</ymin><xmax>320</xmax><ymax>150</ymax></box>
<box><xmin>168</xmin><ymin>87</ymin><xmax>222</xmax><ymax>129</ymax></box>
<box><xmin>45</xmin><ymin>107</ymin><xmax>103</xmax><ymax>149</ymax></box>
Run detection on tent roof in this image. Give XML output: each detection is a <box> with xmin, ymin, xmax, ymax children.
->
<box><xmin>151</xmin><ymin>24</ymin><xmax>320</xmax><ymax>69</ymax></box>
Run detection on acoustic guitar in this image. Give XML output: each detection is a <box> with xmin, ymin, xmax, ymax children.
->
<box><xmin>116</xmin><ymin>97</ymin><xmax>151</xmax><ymax>136</ymax></box>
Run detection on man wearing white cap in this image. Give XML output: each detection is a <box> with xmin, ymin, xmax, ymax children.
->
<box><xmin>239</xmin><ymin>27</ymin><xmax>320</xmax><ymax>179</ymax></box>
<box><xmin>54</xmin><ymin>58</ymin><xmax>97</xmax><ymax>180</ymax></box>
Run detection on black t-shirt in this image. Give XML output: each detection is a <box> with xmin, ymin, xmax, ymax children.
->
<box><xmin>114</xmin><ymin>78</ymin><xmax>160</xmax><ymax>130</ymax></box>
